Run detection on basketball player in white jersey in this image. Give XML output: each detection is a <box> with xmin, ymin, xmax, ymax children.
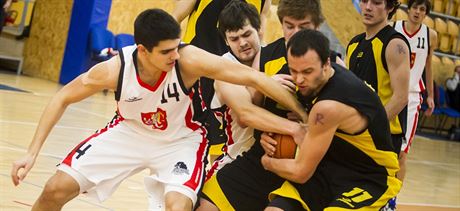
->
<box><xmin>203</xmin><ymin>0</ymin><xmax>305</xmax><ymax>179</ymax></box>
<box><xmin>10</xmin><ymin>9</ymin><xmax>307</xmax><ymax>211</ymax></box>
<box><xmin>393</xmin><ymin>0</ymin><xmax>437</xmax><ymax>181</ymax></box>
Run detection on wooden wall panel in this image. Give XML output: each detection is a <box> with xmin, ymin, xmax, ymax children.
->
<box><xmin>321</xmin><ymin>0</ymin><xmax>364</xmax><ymax>48</ymax></box>
<box><xmin>108</xmin><ymin>0</ymin><xmax>176</xmax><ymax>35</ymax></box>
<box><xmin>22</xmin><ymin>0</ymin><xmax>72</xmax><ymax>82</ymax></box>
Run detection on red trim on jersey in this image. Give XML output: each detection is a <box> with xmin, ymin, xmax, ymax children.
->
<box><xmin>62</xmin><ymin>115</ymin><xmax>124</xmax><ymax>166</ymax></box>
<box><xmin>205</xmin><ymin>160</ymin><xmax>220</xmax><ymax>181</ymax></box>
<box><xmin>404</xmin><ymin>94</ymin><xmax>422</xmax><ymax>153</ymax></box>
<box><xmin>183</xmin><ymin>133</ymin><xmax>207</xmax><ymax>190</ymax></box>
<box><xmin>222</xmin><ymin>108</ymin><xmax>234</xmax><ymax>153</ymax></box>
<box><xmin>136</xmin><ymin>71</ymin><xmax>167</xmax><ymax>92</ymax></box>
<box><xmin>418</xmin><ymin>79</ymin><xmax>426</xmax><ymax>92</ymax></box>
<box><xmin>183</xmin><ymin>96</ymin><xmax>207</xmax><ymax>190</ymax></box>
<box><xmin>402</xmin><ymin>21</ymin><xmax>422</xmax><ymax>38</ymax></box>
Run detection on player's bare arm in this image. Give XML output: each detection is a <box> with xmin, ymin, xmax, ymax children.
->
<box><xmin>261</xmin><ymin>101</ymin><xmax>351</xmax><ymax>183</ymax></box>
<box><xmin>215</xmin><ymin>80</ymin><xmax>305</xmax><ymax>141</ymax></box>
<box><xmin>172</xmin><ymin>0</ymin><xmax>197</xmax><ymax>23</ymax></box>
<box><xmin>424</xmin><ymin>28</ymin><xmax>438</xmax><ymax>115</ymax></box>
<box><xmin>11</xmin><ymin>56</ymin><xmax>120</xmax><ymax>186</ymax></box>
<box><xmin>384</xmin><ymin>38</ymin><xmax>410</xmax><ymax>120</ymax></box>
<box><xmin>179</xmin><ymin>45</ymin><xmax>308</xmax><ymax>122</ymax></box>
<box><xmin>261</xmin><ymin>99</ymin><xmax>368</xmax><ymax>182</ymax></box>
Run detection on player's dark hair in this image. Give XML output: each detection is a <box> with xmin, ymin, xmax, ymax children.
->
<box><xmin>407</xmin><ymin>0</ymin><xmax>431</xmax><ymax>15</ymax></box>
<box><xmin>134</xmin><ymin>9</ymin><xmax>181</xmax><ymax>51</ymax></box>
<box><xmin>287</xmin><ymin>29</ymin><xmax>330</xmax><ymax>66</ymax></box>
<box><xmin>277</xmin><ymin>0</ymin><xmax>324</xmax><ymax>27</ymax></box>
<box><xmin>218</xmin><ymin>0</ymin><xmax>261</xmax><ymax>40</ymax></box>
<box><xmin>386</xmin><ymin>0</ymin><xmax>401</xmax><ymax>20</ymax></box>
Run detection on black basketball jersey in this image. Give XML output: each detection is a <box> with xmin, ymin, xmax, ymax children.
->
<box><xmin>183</xmin><ymin>0</ymin><xmax>265</xmax><ymax>56</ymax></box>
<box><xmin>300</xmin><ymin>63</ymin><xmax>399</xmax><ymax>177</ymax></box>
<box><xmin>346</xmin><ymin>25</ymin><xmax>409</xmax><ymax>135</ymax></box>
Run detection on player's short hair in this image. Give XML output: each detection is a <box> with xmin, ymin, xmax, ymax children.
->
<box><xmin>287</xmin><ymin>29</ymin><xmax>330</xmax><ymax>66</ymax></box>
<box><xmin>386</xmin><ymin>0</ymin><xmax>401</xmax><ymax>20</ymax></box>
<box><xmin>407</xmin><ymin>0</ymin><xmax>431</xmax><ymax>15</ymax></box>
<box><xmin>218</xmin><ymin>0</ymin><xmax>261</xmax><ymax>40</ymax></box>
<box><xmin>277</xmin><ymin>0</ymin><xmax>324</xmax><ymax>27</ymax></box>
<box><xmin>134</xmin><ymin>9</ymin><xmax>181</xmax><ymax>51</ymax></box>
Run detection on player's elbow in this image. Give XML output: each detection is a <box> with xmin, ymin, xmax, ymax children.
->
<box><xmin>235</xmin><ymin>106</ymin><xmax>254</xmax><ymax>128</ymax></box>
<box><xmin>289</xmin><ymin>168</ymin><xmax>312</xmax><ymax>184</ymax></box>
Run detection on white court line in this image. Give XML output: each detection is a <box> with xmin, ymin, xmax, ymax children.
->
<box><xmin>0</xmin><ymin>120</ymin><xmax>96</xmax><ymax>132</ymax></box>
<box><xmin>407</xmin><ymin>159</ymin><xmax>460</xmax><ymax>168</ymax></box>
<box><xmin>67</xmin><ymin>106</ymin><xmax>113</xmax><ymax>119</ymax></box>
<box><xmin>0</xmin><ymin>145</ymin><xmax>62</xmax><ymax>159</ymax></box>
<box><xmin>398</xmin><ymin>202</ymin><xmax>460</xmax><ymax>208</ymax></box>
<box><xmin>0</xmin><ymin>172</ymin><xmax>114</xmax><ymax>211</ymax></box>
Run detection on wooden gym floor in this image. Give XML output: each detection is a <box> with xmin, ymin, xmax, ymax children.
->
<box><xmin>0</xmin><ymin>72</ymin><xmax>459</xmax><ymax>210</ymax></box>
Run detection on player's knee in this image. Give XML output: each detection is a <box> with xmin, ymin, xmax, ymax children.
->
<box><xmin>265</xmin><ymin>206</ymin><xmax>285</xmax><ymax>211</ymax></box>
<box><xmin>41</xmin><ymin>175</ymin><xmax>79</xmax><ymax>202</ymax></box>
<box><xmin>165</xmin><ymin>192</ymin><xmax>192</xmax><ymax>211</ymax></box>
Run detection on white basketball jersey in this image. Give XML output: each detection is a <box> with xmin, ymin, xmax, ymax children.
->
<box><xmin>116</xmin><ymin>45</ymin><xmax>202</xmax><ymax>141</ymax></box>
<box><xmin>211</xmin><ymin>52</ymin><xmax>255</xmax><ymax>159</ymax></box>
<box><xmin>394</xmin><ymin>20</ymin><xmax>430</xmax><ymax>92</ymax></box>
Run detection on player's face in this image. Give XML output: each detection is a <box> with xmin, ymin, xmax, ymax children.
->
<box><xmin>143</xmin><ymin>39</ymin><xmax>181</xmax><ymax>72</ymax></box>
<box><xmin>360</xmin><ymin>0</ymin><xmax>391</xmax><ymax>27</ymax></box>
<box><xmin>225</xmin><ymin>22</ymin><xmax>261</xmax><ymax>66</ymax></box>
<box><xmin>282</xmin><ymin>15</ymin><xmax>317</xmax><ymax>42</ymax></box>
<box><xmin>288</xmin><ymin>50</ymin><xmax>330</xmax><ymax>97</ymax></box>
<box><xmin>408</xmin><ymin>3</ymin><xmax>427</xmax><ymax>24</ymax></box>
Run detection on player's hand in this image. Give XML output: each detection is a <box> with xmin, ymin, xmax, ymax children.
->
<box><xmin>424</xmin><ymin>97</ymin><xmax>435</xmax><ymax>116</ymax></box>
<box><xmin>292</xmin><ymin>123</ymin><xmax>307</xmax><ymax>145</ymax></box>
<box><xmin>11</xmin><ymin>154</ymin><xmax>36</xmax><ymax>186</ymax></box>
<box><xmin>260</xmin><ymin>132</ymin><xmax>277</xmax><ymax>157</ymax></box>
<box><xmin>272</xmin><ymin>74</ymin><xmax>296</xmax><ymax>93</ymax></box>
<box><xmin>261</xmin><ymin>154</ymin><xmax>272</xmax><ymax>170</ymax></box>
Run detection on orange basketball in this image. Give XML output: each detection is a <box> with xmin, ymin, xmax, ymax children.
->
<box><xmin>273</xmin><ymin>134</ymin><xmax>297</xmax><ymax>159</ymax></box>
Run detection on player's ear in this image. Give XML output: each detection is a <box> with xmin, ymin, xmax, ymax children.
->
<box><xmin>137</xmin><ymin>44</ymin><xmax>149</xmax><ymax>55</ymax></box>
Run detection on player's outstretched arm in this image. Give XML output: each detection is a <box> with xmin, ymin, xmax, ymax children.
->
<box><xmin>11</xmin><ymin>56</ymin><xmax>120</xmax><ymax>186</ymax></box>
<box><xmin>215</xmin><ymin>80</ymin><xmax>305</xmax><ymax>139</ymax></box>
<box><xmin>179</xmin><ymin>45</ymin><xmax>308</xmax><ymax>123</ymax></box>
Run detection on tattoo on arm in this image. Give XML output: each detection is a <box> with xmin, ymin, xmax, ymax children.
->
<box><xmin>397</xmin><ymin>44</ymin><xmax>406</xmax><ymax>55</ymax></box>
<box><xmin>315</xmin><ymin>113</ymin><xmax>324</xmax><ymax>125</ymax></box>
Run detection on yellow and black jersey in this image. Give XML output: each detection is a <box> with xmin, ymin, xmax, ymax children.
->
<box><xmin>346</xmin><ymin>25</ymin><xmax>409</xmax><ymax>135</ymax></box>
<box><xmin>183</xmin><ymin>0</ymin><xmax>265</xmax><ymax>55</ymax></box>
<box><xmin>269</xmin><ymin>64</ymin><xmax>401</xmax><ymax>210</ymax></box>
<box><xmin>301</xmin><ymin>63</ymin><xmax>399</xmax><ymax>176</ymax></box>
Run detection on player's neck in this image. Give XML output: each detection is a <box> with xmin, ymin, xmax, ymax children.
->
<box><xmin>405</xmin><ymin>21</ymin><xmax>422</xmax><ymax>34</ymax></box>
<box><xmin>137</xmin><ymin>56</ymin><xmax>164</xmax><ymax>86</ymax></box>
<box><xmin>365</xmin><ymin>21</ymin><xmax>388</xmax><ymax>39</ymax></box>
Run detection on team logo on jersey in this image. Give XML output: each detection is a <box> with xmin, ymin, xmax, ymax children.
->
<box><xmin>410</xmin><ymin>52</ymin><xmax>416</xmax><ymax>69</ymax></box>
<box><xmin>172</xmin><ymin>161</ymin><xmax>189</xmax><ymax>175</ymax></box>
<box><xmin>141</xmin><ymin>108</ymin><xmax>168</xmax><ymax>130</ymax></box>
<box><xmin>125</xmin><ymin>96</ymin><xmax>143</xmax><ymax>102</ymax></box>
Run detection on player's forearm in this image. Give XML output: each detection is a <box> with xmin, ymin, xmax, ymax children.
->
<box><xmin>172</xmin><ymin>0</ymin><xmax>196</xmax><ymax>22</ymax></box>
<box><xmin>237</xmin><ymin>105</ymin><xmax>301</xmax><ymax>136</ymax></box>
<box><xmin>27</xmin><ymin>97</ymin><xmax>68</xmax><ymax>158</ymax></box>
<box><xmin>255</xmin><ymin>75</ymin><xmax>307</xmax><ymax>123</ymax></box>
<box><xmin>425</xmin><ymin>66</ymin><xmax>434</xmax><ymax>98</ymax></box>
<box><xmin>385</xmin><ymin>93</ymin><xmax>408</xmax><ymax>120</ymax></box>
<box><xmin>263</xmin><ymin>156</ymin><xmax>311</xmax><ymax>183</ymax></box>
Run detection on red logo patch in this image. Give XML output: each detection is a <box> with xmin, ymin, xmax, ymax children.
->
<box><xmin>141</xmin><ymin>108</ymin><xmax>168</xmax><ymax>130</ymax></box>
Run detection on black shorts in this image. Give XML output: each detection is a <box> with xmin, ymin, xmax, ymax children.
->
<box><xmin>391</xmin><ymin>134</ymin><xmax>404</xmax><ymax>155</ymax></box>
<box><xmin>268</xmin><ymin>162</ymin><xmax>401</xmax><ymax>210</ymax></box>
<box><xmin>200</xmin><ymin>151</ymin><xmax>284</xmax><ymax>210</ymax></box>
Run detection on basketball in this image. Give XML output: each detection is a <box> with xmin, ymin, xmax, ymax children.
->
<box><xmin>273</xmin><ymin>134</ymin><xmax>297</xmax><ymax>159</ymax></box>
